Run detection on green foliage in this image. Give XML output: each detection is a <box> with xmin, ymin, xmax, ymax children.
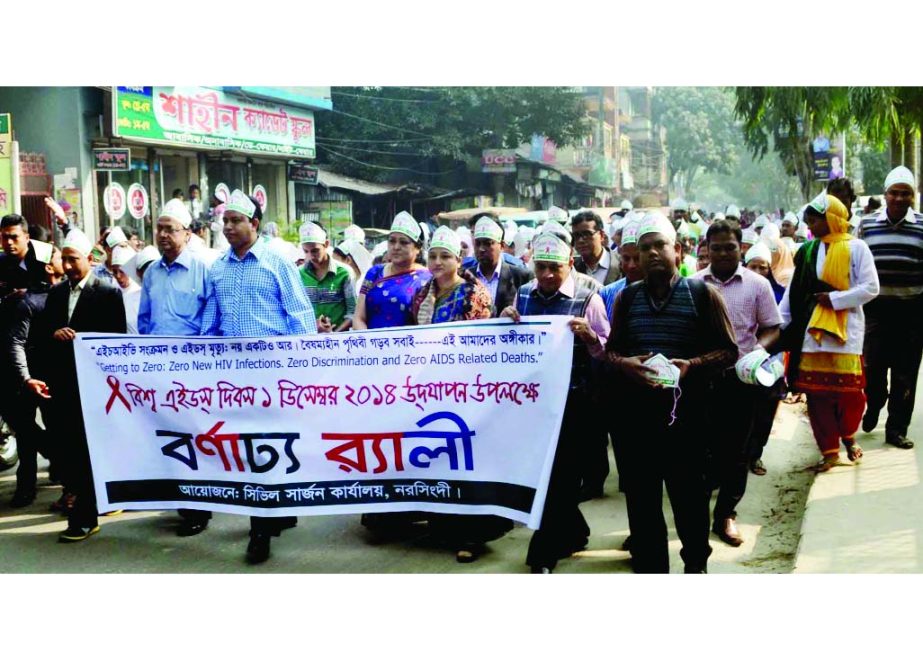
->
<box><xmin>652</xmin><ymin>87</ymin><xmax>741</xmax><ymax>194</ymax></box>
<box><xmin>313</xmin><ymin>87</ymin><xmax>590</xmax><ymax>182</ymax></box>
<box><xmin>858</xmin><ymin>144</ymin><xmax>891</xmax><ymax>195</ymax></box>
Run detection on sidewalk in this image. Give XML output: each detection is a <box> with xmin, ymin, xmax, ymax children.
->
<box><xmin>794</xmin><ymin>376</ymin><xmax>923</xmax><ymax>573</ymax></box>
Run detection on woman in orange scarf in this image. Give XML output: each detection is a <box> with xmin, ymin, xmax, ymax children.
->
<box><xmin>778</xmin><ymin>193</ymin><xmax>880</xmax><ymax>471</ymax></box>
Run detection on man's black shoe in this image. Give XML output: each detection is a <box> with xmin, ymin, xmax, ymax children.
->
<box><xmin>885</xmin><ymin>435</ymin><xmax>915</xmax><ymax>449</ymax></box>
<box><xmin>246</xmin><ymin>534</ymin><xmax>271</xmax><ymax>564</ymax></box>
<box><xmin>177</xmin><ymin>521</ymin><xmax>208</xmax><ymax>537</ymax></box>
<box><xmin>530</xmin><ymin>565</ymin><xmax>553</xmax><ymax>574</ymax></box>
<box><xmin>684</xmin><ymin>565</ymin><xmax>707</xmax><ymax>574</ymax></box>
<box><xmin>862</xmin><ymin>409</ymin><xmax>880</xmax><ymax>433</ymax></box>
<box><xmin>578</xmin><ymin>485</ymin><xmax>604</xmax><ymax>502</ymax></box>
<box><xmin>10</xmin><ymin>491</ymin><xmax>36</xmax><ymax>508</ymax></box>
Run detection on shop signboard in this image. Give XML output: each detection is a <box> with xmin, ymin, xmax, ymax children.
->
<box><xmin>113</xmin><ymin>86</ymin><xmax>316</xmax><ymax>159</ymax></box>
<box><xmin>812</xmin><ymin>134</ymin><xmax>845</xmax><ymax>181</ymax></box>
<box><xmin>0</xmin><ymin>113</ymin><xmax>11</xmax><ymax>159</ymax></box>
<box><xmin>288</xmin><ymin>162</ymin><xmax>319</xmax><ymax>184</ymax></box>
<box><xmin>252</xmin><ymin>185</ymin><xmax>268</xmax><ymax>213</ymax></box>
<box><xmin>308</xmin><ymin>200</ymin><xmax>352</xmax><ymax>236</ymax></box>
<box><xmin>93</xmin><ymin>148</ymin><xmax>132</xmax><ymax>171</ymax></box>
<box><xmin>127</xmin><ymin>183</ymin><xmax>149</xmax><ymax>220</ymax></box>
<box><xmin>104</xmin><ymin>182</ymin><xmax>127</xmax><ymax>220</ymax></box>
<box><xmin>482</xmin><ymin>149</ymin><xmax>517</xmax><ymax>173</ymax></box>
<box><xmin>530</xmin><ymin>134</ymin><xmax>557</xmax><ymax>164</ymax></box>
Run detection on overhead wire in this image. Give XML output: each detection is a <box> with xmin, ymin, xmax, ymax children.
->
<box><xmin>319</xmin><ymin>145</ymin><xmax>464</xmax><ymax>176</ymax></box>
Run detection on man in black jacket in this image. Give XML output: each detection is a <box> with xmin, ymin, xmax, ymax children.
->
<box><xmin>5</xmin><ymin>242</ymin><xmax>64</xmax><ymax>506</ymax></box>
<box><xmin>27</xmin><ymin>229</ymin><xmax>126</xmax><ymax>543</ymax></box>
<box><xmin>572</xmin><ymin>210</ymin><xmax>621</xmax><ymax>286</ymax></box>
<box><xmin>466</xmin><ymin>216</ymin><xmax>532</xmax><ymax>315</ymax></box>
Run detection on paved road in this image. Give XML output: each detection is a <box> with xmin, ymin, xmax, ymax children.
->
<box><xmin>0</xmin><ymin>402</ymin><xmax>816</xmax><ymax>573</ymax></box>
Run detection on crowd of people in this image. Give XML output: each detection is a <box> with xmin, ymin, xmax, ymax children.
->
<box><xmin>0</xmin><ymin>164</ymin><xmax>920</xmax><ymax>573</ymax></box>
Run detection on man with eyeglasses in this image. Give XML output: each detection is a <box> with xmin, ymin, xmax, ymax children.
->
<box><xmin>571</xmin><ymin>210</ymin><xmax>621</xmax><ymax>287</ymax></box>
<box><xmin>137</xmin><ymin>199</ymin><xmax>213</xmax><ymax>536</ymax></box>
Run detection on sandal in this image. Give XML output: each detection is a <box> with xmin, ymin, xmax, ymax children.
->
<box><xmin>455</xmin><ymin>543</ymin><xmax>482</xmax><ymax>564</ymax></box>
<box><xmin>749</xmin><ymin>459</ymin><xmax>767</xmax><ymax>476</ymax></box>
<box><xmin>809</xmin><ymin>456</ymin><xmax>838</xmax><ymax>473</ymax></box>
<box><xmin>843</xmin><ymin>439</ymin><xmax>863</xmax><ymax>463</ymax></box>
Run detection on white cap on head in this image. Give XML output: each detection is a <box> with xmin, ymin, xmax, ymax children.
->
<box><xmin>111</xmin><ymin>245</ymin><xmax>136</xmax><ymax>267</ymax></box>
<box><xmin>673</xmin><ymin>198</ymin><xmax>688</xmax><ymax>212</ymax></box>
<box><xmin>760</xmin><ymin>222</ymin><xmax>781</xmax><ymax>245</ymax></box>
<box><xmin>136</xmin><ymin>245</ymin><xmax>160</xmax><ymax>272</ymax></box>
<box><xmin>808</xmin><ymin>191</ymin><xmax>828</xmax><ymax>214</ymax></box>
<box><xmin>390</xmin><ymin>211</ymin><xmax>421</xmax><ymax>242</ymax></box>
<box><xmin>227</xmin><ymin>190</ymin><xmax>257</xmax><ymax>218</ymax></box>
<box><xmin>372</xmin><ymin>241</ymin><xmax>389</xmax><ymax>259</ymax></box>
<box><xmin>725</xmin><ymin>204</ymin><xmax>741</xmax><ymax>219</ymax></box>
<box><xmin>753</xmin><ymin>214</ymin><xmax>768</xmax><ymax>229</ymax></box>
<box><xmin>547</xmin><ymin>206</ymin><xmax>568</xmax><ymax>224</ymax></box>
<box><xmin>782</xmin><ymin>211</ymin><xmax>798</xmax><ymax>225</ymax></box>
<box><xmin>30</xmin><ymin>239</ymin><xmax>54</xmax><ymax>264</ymax></box>
<box><xmin>741</xmin><ymin>227</ymin><xmax>759</xmax><ymax>244</ymax></box>
<box><xmin>620</xmin><ymin>217</ymin><xmax>643</xmax><ymax>246</ymax></box>
<box><xmin>714</xmin><ymin>212</ymin><xmax>726</xmax><ymax>221</ymax></box>
<box><xmin>343</xmin><ymin>224</ymin><xmax>366</xmax><ymax>242</ymax></box>
<box><xmin>473</xmin><ymin>216</ymin><xmax>504</xmax><ymax>242</ymax></box>
<box><xmin>620</xmin><ymin>199</ymin><xmax>633</xmax><ymax>211</ymax></box>
<box><xmin>105</xmin><ymin>226</ymin><xmax>128</xmax><ymax>248</ymax></box>
<box><xmin>745</xmin><ymin>242</ymin><xmax>772</xmax><ymax>265</ymax></box>
<box><xmin>299</xmin><ymin>222</ymin><xmax>327</xmax><ymax>245</ymax></box>
<box><xmin>531</xmin><ymin>231</ymin><xmax>572</xmax><ymax>264</ymax></box>
<box><xmin>63</xmin><ymin>228</ymin><xmax>93</xmax><ymax>257</ymax></box>
<box><xmin>429</xmin><ymin>225</ymin><xmax>462</xmax><ymax>257</ymax></box>
<box><xmin>160</xmin><ymin>198</ymin><xmax>192</xmax><ymax>228</ymax></box>
<box><xmin>637</xmin><ymin>211</ymin><xmax>677</xmax><ymax>245</ymax></box>
<box><xmin>885</xmin><ymin>165</ymin><xmax>916</xmax><ymax>192</ymax></box>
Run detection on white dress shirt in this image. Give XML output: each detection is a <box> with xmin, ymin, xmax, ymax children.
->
<box><xmin>68</xmin><ymin>272</ymin><xmax>93</xmax><ymax>322</ymax></box>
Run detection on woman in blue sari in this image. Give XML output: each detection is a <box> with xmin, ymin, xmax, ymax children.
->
<box><xmin>411</xmin><ymin>226</ymin><xmax>512</xmax><ymax>562</ymax></box>
<box><xmin>353</xmin><ymin>211</ymin><xmax>432</xmax><ymax>330</ymax></box>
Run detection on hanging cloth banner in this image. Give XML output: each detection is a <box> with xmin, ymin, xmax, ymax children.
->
<box><xmin>73</xmin><ymin>318</ymin><xmax>574</xmax><ymax>529</ymax></box>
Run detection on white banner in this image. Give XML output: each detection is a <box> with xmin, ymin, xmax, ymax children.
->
<box><xmin>73</xmin><ymin>318</ymin><xmax>573</xmax><ymax>528</ymax></box>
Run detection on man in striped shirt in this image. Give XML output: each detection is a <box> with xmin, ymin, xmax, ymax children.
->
<box><xmin>858</xmin><ymin>166</ymin><xmax>923</xmax><ymax>449</ymax></box>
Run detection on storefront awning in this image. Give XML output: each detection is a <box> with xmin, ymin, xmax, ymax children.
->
<box><xmin>315</xmin><ymin>169</ymin><xmax>399</xmax><ymax>196</ymax></box>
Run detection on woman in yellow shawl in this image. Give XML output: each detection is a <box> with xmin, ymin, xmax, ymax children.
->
<box><xmin>778</xmin><ymin>193</ymin><xmax>880</xmax><ymax>471</ymax></box>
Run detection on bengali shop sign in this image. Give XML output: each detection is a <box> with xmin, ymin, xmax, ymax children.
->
<box><xmin>113</xmin><ymin>86</ymin><xmax>316</xmax><ymax>159</ymax></box>
<box><xmin>73</xmin><ymin>318</ymin><xmax>573</xmax><ymax>528</ymax></box>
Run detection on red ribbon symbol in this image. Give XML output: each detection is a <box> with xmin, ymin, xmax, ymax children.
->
<box><xmin>105</xmin><ymin>375</ymin><xmax>133</xmax><ymax>414</ymax></box>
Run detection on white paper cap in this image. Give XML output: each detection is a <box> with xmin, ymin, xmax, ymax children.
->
<box><xmin>105</xmin><ymin>226</ymin><xmax>128</xmax><ymax>248</ymax></box>
<box><xmin>160</xmin><ymin>198</ymin><xmax>192</xmax><ymax>228</ymax></box>
<box><xmin>111</xmin><ymin>245</ymin><xmax>136</xmax><ymax>267</ymax></box>
<box><xmin>62</xmin><ymin>229</ymin><xmax>93</xmax><ymax>257</ymax></box>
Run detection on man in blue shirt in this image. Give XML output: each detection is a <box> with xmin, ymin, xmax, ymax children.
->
<box><xmin>139</xmin><ymin>198</ymin><xmax>214</xmax><ymax>537</ymax></box>
<box><xmin>202</xmin><ymin>190</ymin><xmax>316</xmax><ymax>564</ymax></box>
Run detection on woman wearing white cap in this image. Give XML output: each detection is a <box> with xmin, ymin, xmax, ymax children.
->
<box><xmin>409</xmin><ymin>226</ymin><xmax>510</xmax><ymax>561</ymax></box>
<box><xmin>333</xmin><ymin>238</ymin><xmax>373</xmax><ymax>285</ymax></box>
<box><xmin>110</xmin><ymin>245</ymin><xmax>141</xmax><ymax>333</ymax></box>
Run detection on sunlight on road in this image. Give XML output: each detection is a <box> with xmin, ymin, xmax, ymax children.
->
<box><xmin>0</xmin><ymin>510</ymin><xmax>163</xmax><ymax>535</ymax></box>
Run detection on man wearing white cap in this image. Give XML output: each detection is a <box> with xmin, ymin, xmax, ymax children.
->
<box><xmin>604</xmin><ymin>212</ymin><xmax>737</xmax><ymax>573</ymax></box>
<box><xmin>500</xmin><ymin>222</ymin><xmax>610</xmax><ymax>573</ymax></box>
<box><xmin>725</xmin><ymin>205</ymin><xmax>741</xmax><ymax>221</ymax></box>
<box><xmin>692</xmin><ymin>220</ymin><xmax>782</xmax><ymax>546</ymax></box>
<box><xmin>36</xmin><ymin>229</ymin><xmax>126</xmax><ymax>542</ymax></box>
<box><xmin>465</xmin><ymin>215</ymin><xmax>532</xmax><ymax>315</ymax></box>
<box><xmin>672</xmin><ymin>198</ymin><xmax>689</xmax><ymax>229</ymax></box>
<box><xmin>93</xmin><ymin>225</ymin><xmax>130</xmax><ymax>284</ymax></box>
<box><xmin>138</xmin><ymin>197</ymin><xmax>214</xmax><ymax>536</ymax></box>
<box><xmin>299</xmin><ymin>222</ymin><xmax>356</xmax><ymax>332</ymax></box>
<box><xmin>858</xmin><ymin>166</ymin><xmax>923</xmax><ymax>449</ymax></box>
<box><xmin>4</xmin><ymin>242</ymin><xmax>64</xmax><ymax>507</ymax></box>
<box><xmin>462</xmin><ymin>212</ymin><xmax>527</xmax><ymax>271</ymax></box>
<box><xmin>202</xmin><ymin>190</ymin><xmax>315</xmax><ymax>563</ymax></box>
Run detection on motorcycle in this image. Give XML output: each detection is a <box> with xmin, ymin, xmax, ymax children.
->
<box><xmin>0</xmin><ymin>417</ymin><xmax>18</xmax><ymax>471</ymax></box>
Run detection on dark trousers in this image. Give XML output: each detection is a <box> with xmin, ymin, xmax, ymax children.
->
<box><xmin>581</xmin><ymin>415</ymin><xmax>614</xmax><ymax>491</ymax></box>
<box><xmin>748</xmin><ymin>383</ymin><xmax>783</xmax><ymax>462</ymax></box>
<box><xmin>616</xmin><ymin>398</ymin><xmax>712</xmax><ymax>574</ymax></box>
<box><xmin>178</xmin><ymin>509</ymin><xmax>296</xmax><ymax>538</ymax></box>
<box><xmin>864</xmin><ymin>302</ymin><xmax>923</xmax><ymax>439</ymax></box>
<box><xmin>707</xmin><ymin>376</ymin><xmax>759</xmax><ymax>522</ymax></box>
<box><xmin>526</xmin><ymin>393</ymin><xmax>591</xmax><ymax>570</ymax></box>
<box><xmin>1</xmin><ymin>391</ymin><xmax>51</xmax><ymax>495</ymax></box>
<box><xmin>49</xmin><ymin>398</ymin><xmax>98</xmax><ymax>530</ymax></box>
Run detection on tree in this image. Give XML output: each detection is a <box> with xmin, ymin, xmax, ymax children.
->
<box><xmin>733</xmin><ymin>87</ymin><xmax>848</xmax><ymax>199</ymax></box>
<box><xmin>312</xmin><ymin>87</ymin><xmax>590</xmax><ymax>183</ymax></box>
<box><xmin>847</xmin><ymin>87</ymin><xmax>923</xmax><ymax>183</ymax></box>
<box><xmin>652</xmin><ymin>87</ymin><xmax>741</xmax><ymax>198</ymax></box>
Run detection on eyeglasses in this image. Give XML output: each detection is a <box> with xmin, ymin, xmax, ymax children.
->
<box><xmin>572</xmin><ymin>230</ymin><xmax>598</xmax><ymax>241</ymax></box>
